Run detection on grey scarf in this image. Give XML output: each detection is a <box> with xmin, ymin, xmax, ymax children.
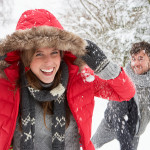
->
<box><xmin>125</xmin><ymin>62</ymin><xmax>150</xmax><ymax>87</ymax></box>
<box><xmin>20</xmin><ymin>61</ymin><xmax>69</xmax><ymax>150</ymax></box>
<box><xmin>126</xmin><ymin>62</ymin><xmax>150</xmax><ymax>135</ymax></box>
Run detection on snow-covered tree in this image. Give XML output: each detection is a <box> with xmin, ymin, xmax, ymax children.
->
<box><xmin>0</xmin><ymin>0</ymin><xmax>14</xmax><ymax>38</ymax></box>
<box><xmin>0</xmin><ymin>0</ymin><xmax>13</xmax><ymax>25</ymax></box>
<box><xmin>61</xmin><ymin>0</ymin><xmax>150</xmax><ymax>66</ymax></box>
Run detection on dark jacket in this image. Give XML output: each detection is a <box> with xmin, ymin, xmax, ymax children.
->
<box><xmin>105</xmin><ymin>97</ymin><xmax>138</xmax><ymax>150</ymax></box>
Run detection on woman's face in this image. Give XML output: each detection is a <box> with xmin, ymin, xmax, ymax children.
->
<box><xmin>30</xmin><ymin>47</ymin><xmax>61</xmax><ymax>84</ymax></box>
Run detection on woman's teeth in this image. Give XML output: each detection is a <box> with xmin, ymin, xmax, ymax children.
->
<box><xmin>41</xmin><ymin>68</ymin><xmax>53</xmax><ymax>73</ymax></box>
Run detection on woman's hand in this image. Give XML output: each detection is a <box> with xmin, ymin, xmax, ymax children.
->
<box><xmin>82</xmin><ymin>40</ymin><xmax>109</xmax><ymax>73</ymax></box>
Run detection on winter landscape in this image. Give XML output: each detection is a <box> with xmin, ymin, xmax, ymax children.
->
<box><xmin>0</xmin><ymin>0</ymin><xmax>150</xmax><ymax>149</ymax></box>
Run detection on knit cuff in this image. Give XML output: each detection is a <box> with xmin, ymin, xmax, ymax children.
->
<box><xmin>95</xmin><ymin>62</ymin><xmax>121</xmax><ymax>80</ymax></box>
<box><xmin>94</xmin><ymin>58</ymin><xmax>110</xmax><ymax>73</ymax></box>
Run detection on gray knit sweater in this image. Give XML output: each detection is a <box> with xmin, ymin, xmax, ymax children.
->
<box><xmin>13</xmin><ymin>101</ymin><xmax>80</xmax><ymax>150</ymax></box>
<box><xmin>126</xmin><ymin>63</ymin><xmax>150</xmax><ymax>136</ymax></box>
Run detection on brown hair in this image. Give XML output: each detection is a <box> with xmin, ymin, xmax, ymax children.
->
<box><xmin>19</xmin><ymin>49</ymin><xmax>70</xmax><ymax>129</ymax></box>
<box><xmin>130</xmin><ymin>41</ymin><xmax>150</xmax><ymax>57</ymax></box>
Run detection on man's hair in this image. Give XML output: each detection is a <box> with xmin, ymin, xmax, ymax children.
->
<box><xmin>130</xmin><ymin>41</ymin><xmax>150</xmax><ymax>57</ymax></box>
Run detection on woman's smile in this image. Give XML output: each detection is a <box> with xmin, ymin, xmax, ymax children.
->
<box><xmin>30</xmin><ymin>47</ymin><xmax>61</xmax><ymax>84</ymax></box>
<box><xmin>40</xmin><ymin>68</ymin><xmax>54</xmax><ymax>76</ymax></box>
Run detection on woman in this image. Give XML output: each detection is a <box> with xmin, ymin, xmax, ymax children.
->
<box><xmin>0</xmin><ymin>9</ymin><xmax>135</xmax><ymax>150</ymax></box>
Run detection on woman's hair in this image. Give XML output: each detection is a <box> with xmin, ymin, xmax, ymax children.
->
<box><xmin>19</xmin><ymin>49</ymin><xmax>70</xmax><ymax>129</ymax></box>
<box><xmin>130</xmin><ymin>41</ymin><xmax>150</xmax><ymax>57</ymax></box>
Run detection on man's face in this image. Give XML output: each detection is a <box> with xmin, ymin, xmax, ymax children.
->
<box><xmin>131</xmin><ymin>50</ymin><xmax>150</xmax><ymax>75</ymax></box>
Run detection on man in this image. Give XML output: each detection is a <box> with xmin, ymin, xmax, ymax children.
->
<box><xmin>91</xmin><ymin>41</ymin><xmax>150</xmax><ymax>150</ymax></box>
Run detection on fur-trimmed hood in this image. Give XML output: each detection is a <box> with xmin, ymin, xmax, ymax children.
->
<box><xmin>0</xmin><ymin>9</ymin><xmax>87</xmax><ymax>78</ymax></box>
<box><xmin>0</xmin><ymin>26</ymin><xmax>87</xmax><ymax>56</ymax></box>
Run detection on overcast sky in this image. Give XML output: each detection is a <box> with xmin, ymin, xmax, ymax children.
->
<box><xmin>0</xmin><ymin>0</ymin><xmax>69</xmax><ymax>38</ymax></box>
<box><xmin>12</xmin><ymin>0</ymin><xmax>68</xmax><ymax>20</ymax></box>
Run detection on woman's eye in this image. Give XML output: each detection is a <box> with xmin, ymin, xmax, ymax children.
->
<box><xmin>36</xmin><ymin>53</ymin><xmax>43</xmax><ymax>56</ymax></box>
<box><xmin>52</xmin><ymin>51</ymin><xmax>59</xmax><ymax>55</ymax></box>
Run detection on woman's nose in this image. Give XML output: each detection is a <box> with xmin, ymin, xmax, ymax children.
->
<box><xmin>44</xmin><ymin>55</ymin><xmax>52</xmax><ymax>63</ymax></box>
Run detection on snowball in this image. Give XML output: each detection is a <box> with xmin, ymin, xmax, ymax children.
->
<box><xmin>85</xmin><ymin>75</ymin><xmax>95</xmax><ymax>82</ymax></box>
<box><xmin>124</xmin><ymin>115</ymin><xmax>128</xmax><ymax>121</ymax></box>
<box><xmin>79</xmin><ymin>117</ymin><xmax>82</xmax><ymax>121</ymax></box>
<box><xmin>80</xmin><ymin>67</ymin><xmax>95</xmax><ymax>82</ymax></box>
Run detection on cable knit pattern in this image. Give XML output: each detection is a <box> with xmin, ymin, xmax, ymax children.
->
<box><xmin>96</xmin><ymin>62</ymin><xmax>121</xmax><ymax>80</ymax></box>
<box><xmin>126</xmin><ymin>63</ymin><xmax>150</xmax><ymax>136</ymax></box>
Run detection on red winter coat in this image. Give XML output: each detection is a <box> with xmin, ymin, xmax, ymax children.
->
<box><xmin>0</xmin><ymin>9</ymin><xmax>135</xmax><ymax>150</ymax></box>
<box><xmin>0</xmin><ymin>53</ymin><xmax>135</xmax><ymax>150</ymax></box>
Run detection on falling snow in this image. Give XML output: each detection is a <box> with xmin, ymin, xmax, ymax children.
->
<box><xmin>81</xmin><ymin>67</ymin><xmax>95</xmax><ymax>82</ymax></box>
<box><xmin>0</xmin><ymin>0</ymin><xmax>150</xmax><ymax>149</ymax></box>
<box><xmin>124</xmin><ymin>115</ymin><xmax>128</xmax><ymax>121</ymax></box>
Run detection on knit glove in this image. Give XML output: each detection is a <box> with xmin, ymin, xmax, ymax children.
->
<box><xmin>82</xmin><ymin>40</ymin><xmax>109</xmax><ymax>73</ymax></box>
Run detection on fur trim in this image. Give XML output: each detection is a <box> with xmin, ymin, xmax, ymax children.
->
<box><xmin>0</xmin><ymin>26</ymin><xmax>87</xmax><ymax>79</ymax></box>
<box><xmin>0</xmin><ymin>60</ymin><xmax>10</xmax><ymax>79</ymax></box>
<box><xmin>0</xmin><ymin>26</ymin><xmax>87</xmax><ymax>56</ymax></box>
<box><xmin>74</xmin><ymin>58</ymin><xmax>86</xmax><ymax>67</ymax></box>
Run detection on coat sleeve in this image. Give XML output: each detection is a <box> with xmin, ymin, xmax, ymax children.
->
<box><xmin>93</xmin><ymin>68</ymin><xmax>135</xmax><ymax>102</ymax></box>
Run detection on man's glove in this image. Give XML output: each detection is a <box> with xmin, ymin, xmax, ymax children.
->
<box><xmin>82</xmin><ymin>40</ymin><xmax>109</xmax><ymax>73</ymax></box>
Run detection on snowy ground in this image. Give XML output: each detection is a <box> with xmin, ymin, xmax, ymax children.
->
<box><xmin>92</xmin><ymin>97</ymin><xmax>150</xmax><ymax>150</ymax></box>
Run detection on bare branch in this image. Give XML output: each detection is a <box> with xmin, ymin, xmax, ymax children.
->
<box><xmin>79</xmin><ymin>0</ymin><xmax>104</xmax><ymax>32</ymax></box>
